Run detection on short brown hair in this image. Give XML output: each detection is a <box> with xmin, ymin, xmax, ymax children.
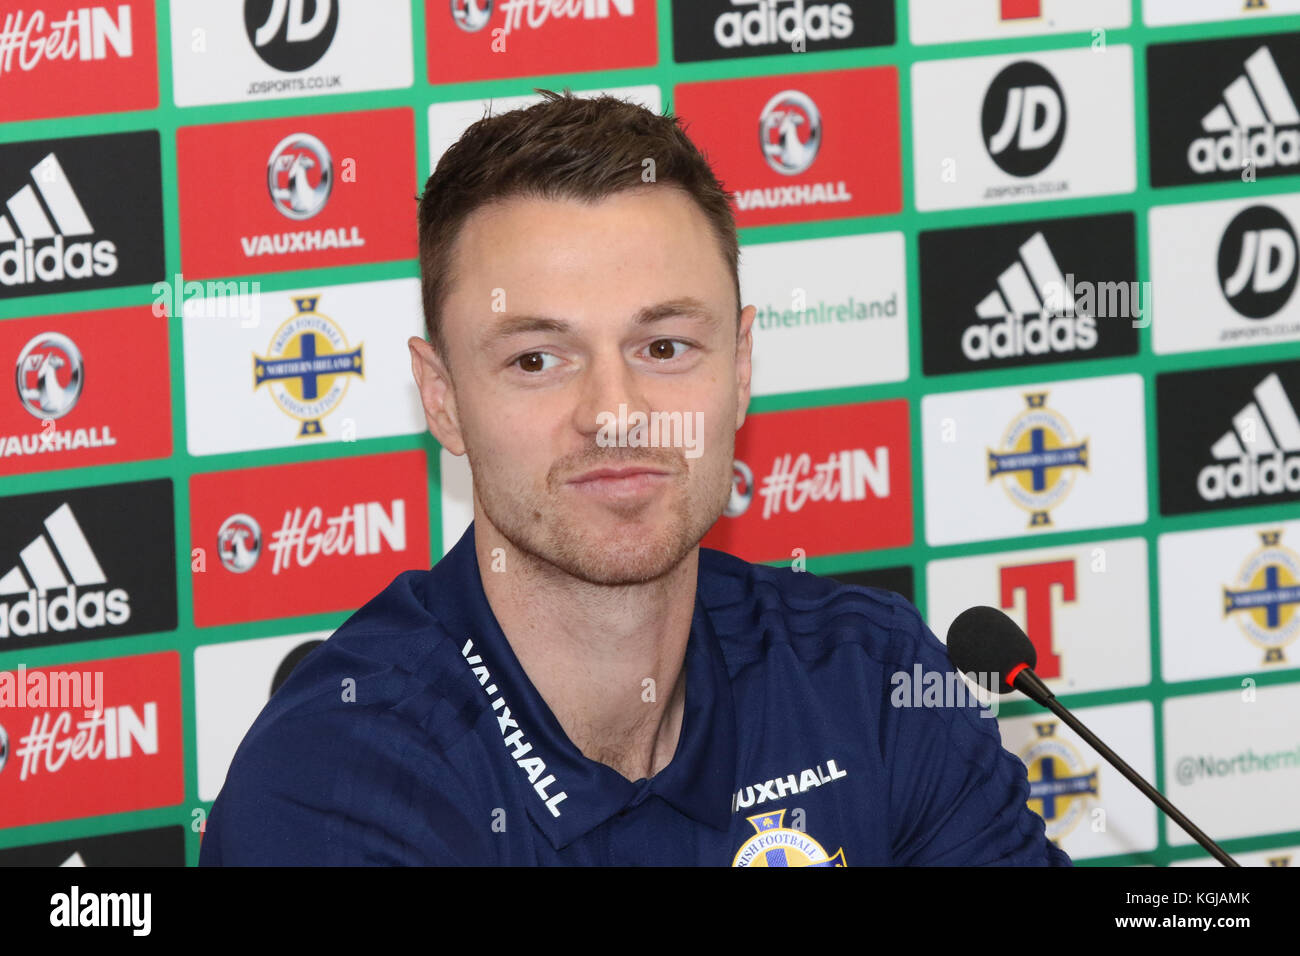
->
<box><xmin>416</xmin><ymin>88</ymin><xmax>741</xmax><ymax>365</ymax></box>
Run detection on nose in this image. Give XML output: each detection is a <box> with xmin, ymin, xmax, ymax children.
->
<box><xmin>570</xmin><ymin>344</ymin><xmax>648</xmax><ymax>442</ymax></box>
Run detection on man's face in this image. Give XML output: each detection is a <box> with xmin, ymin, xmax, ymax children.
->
<box><xmin>410</xmin><ymin>185</ymin><xmax>754</xmax><ymax>586</ymax></box>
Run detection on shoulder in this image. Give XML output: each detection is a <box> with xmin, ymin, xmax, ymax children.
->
<box><xmin>200</xmin><ymin>569</ymin><xmax>488</xmax><ymax>865</ymax></box>
<box><xmin>243</xmin><ymin>568</ymin><xmax>481</xmax><ymax>747</ymax></box>
<box><xmin>697</xmin><ymin>546</ymin><xmax>941</xmax><ymax>675</ymax></box>
<box><xmin>696</xmin><ymin>548</ymin><xmax>1070</xmax><ymax>866</ymax></box>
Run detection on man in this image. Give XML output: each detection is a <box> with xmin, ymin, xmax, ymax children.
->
<box><xmin>200</xmin><ymin>89</ymin><xmax>1071</xmax><ymax>866</ymax></box>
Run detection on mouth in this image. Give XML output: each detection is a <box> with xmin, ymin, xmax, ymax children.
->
<box><xmin>565</xmin><ymin>465</ymin><xmax>674</xmax><ymax>501</ymax></box>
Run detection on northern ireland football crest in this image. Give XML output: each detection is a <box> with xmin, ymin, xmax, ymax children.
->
<box><xmin>988</xmin><ymin>392</ymin><xmax>1089</xmax><ymax>527</ymax></box>
<box><xmin>1020</xmin><ymin>720</ymin><xmax>1099</xmax><ymax>843</ymax></box>
<box><xmin>253</xmin><ymin>295</ymin><xmax>363</xmax><ymax>438</ymax></box>
<box><xmin>731</xmin><ymin>809</ymin><xmax>846</xmax><ymax>867</ymax></box>
<box><xmin>1223</xmin><ymin>529</ymin><xmax>1300</xmax><ymax>665</ymax></box>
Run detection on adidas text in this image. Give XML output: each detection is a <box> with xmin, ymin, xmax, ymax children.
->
<box><xmin>1198</xmin><ymin>450</ymin><xmax>1300</xmax><ymax>501</ymax></box>
<box><xmin>713</xmin><ymin>1</ymin><xmax>854</xmax><ymax>49</ymax></box>
<box><xmin>0</xmin><ymin>236</ymin><xmax>117</xmax><ymax>286</ymax></box>
<box><xmin>1188</xmin><ymin>125</ymin><xmax>1299</xmax><ymax>175</ymax></box>
<box><xmin>962</xmin><ymin>313</ymin><xmax>1096</xmax><ymax>361</ymax></box>
<box><xmin>0</xmin><ymin>586</ymin><xmax>130</xmax><ymax>639</ymax></box>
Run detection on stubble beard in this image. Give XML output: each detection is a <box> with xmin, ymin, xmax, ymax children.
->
<box><xmin>468</xmin><ymin>443</ymin><xmax>735</xmax><ymax>587</ymax></box>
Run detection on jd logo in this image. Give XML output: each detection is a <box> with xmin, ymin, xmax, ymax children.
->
<box><xmin>244</xmin><ymin>0</ymin><xmax>339</xmax><ymax>72</ymax></box>
<box><xmin>1218</xmin><ymin>205</ymin><xmax>1298</xmax><ymax>320</ymax></box>
<box><xmin>982</xmin><ymin>61</ymin><xmax>1067</xmax><ymax>177</ymax></box>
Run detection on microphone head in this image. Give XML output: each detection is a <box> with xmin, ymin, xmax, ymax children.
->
<box><xmin>946</xmin><ymin>605</ymin><xmax>1036</xmax><ymax>695</ymax></box>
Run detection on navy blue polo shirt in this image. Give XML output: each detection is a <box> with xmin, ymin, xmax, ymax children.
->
<box><xmin>200</xmin><ymin>522</ymin><xmax>1072</xmax><ymax>867</ymax></box>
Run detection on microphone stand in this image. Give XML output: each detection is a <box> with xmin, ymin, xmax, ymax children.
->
<box><xmin>1014</xmin><ymin>668</ymin><xmax>1239</xmax><ymax>868</ymax></box>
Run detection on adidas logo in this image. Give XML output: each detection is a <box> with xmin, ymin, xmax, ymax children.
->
<box><xmin>711</xmin><ymin>0</ymin><xmax>855</xmax><ymax>50</ymax></box>
<box><xmin>0</xmin><ymin>503</ymin><xmax>129</xmax><ymax>639</ymax></box>
<box><xmin>962</xmin><ymin>232</ymin><xmax>1096</xmax><ymax>361</ymax></box>
<box><xmin>0</xmin><ymin>153</ymin><xmax>118</xmax><ymax>288</ymax></box>
<box><xmin>1189</xmin><ymin>46</ymin><xmax>1300</xmax><ymax>175</ymax></box>
<box><xmin>1198</xmin><ymin>372</ymin><xmax>1300</xmax><ymax>501</ymax></box>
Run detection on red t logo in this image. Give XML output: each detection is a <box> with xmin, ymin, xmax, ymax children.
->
<box><xmin>1001</xmin><ymin>0</ymin><xmax>1042</xmax><ymax>20</ymax></box>
<box><xmin>999</xmin><ymin>559</ymin><xmax>1074</xmax><ymax>679</ymax></box>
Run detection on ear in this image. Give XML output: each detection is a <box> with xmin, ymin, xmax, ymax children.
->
<box><xmin>408</xmin><ymin>336</ymin><xmax>466</xmax><ymax>455</ymax></box>
<box><xmin>734</xmin><ymin>305</ymin><xmax>755</xmax><ymax>432</ymax></box>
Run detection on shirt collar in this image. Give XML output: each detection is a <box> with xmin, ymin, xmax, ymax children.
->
<box><xmin>426</xmin><ymin>521</ymin><xmax>737</xmax><ymax>850</ymax></box>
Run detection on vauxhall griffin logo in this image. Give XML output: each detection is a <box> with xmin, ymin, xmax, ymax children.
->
<box><xmin>1189</xmin><ymin>46</ymin><xmax>1299</xmax><ymax>177</ymax></box>
<box><xmin>218</xmin><ymin>514</ymin><xmax>262</xmax><ymax>573</ymax></box>
<box><xmin>982</xmin><ymin>61</ymin><xmax>1067</xmax><ymax>177</ymax></box>
<box><xmin>1198</xmin><ymin>373</ymin><xmax>1300</xmax><ymax>502</ymax></box>
<box><xmin>0</xmin><ymin>153</ymin><xmax>117</xmax><ymax>289</ymax></box>
<box><xmin>1218</xmin><ymin>205</ymin><xmax>1298</xmax><ymax>320</ymax></box>
<box><xmin>452</xmin><ymin>0</ymin><xmax>494</xmax><ymax>32</ymax></box>
<box><xmin>244</xmin><ymin>132</ymin><xmax>363</xmax><ymax>256</ymax></box>
<box><xmin>245</xmin><ymin>0</ymin><xmax>338</xmax><ymax>72</ymax></box>
<box><xmin>725</xmin><ymin>460</ymin><xmax>754</xmax><ymax>517</ymax></box>
<box><xmin>16</xmin><ymin>333</ymin><xmax>84</xmax><ymax>420</ymax></box>
<box><xmin>759</xmin><ymin>90</ymin><xmax>822</xmax><ymax>175</ymax></box>
<box><xmin>267</xmin><ymin>133</ymin><xmax>333</xmax><ymax>220</ymax></box>
<box><xmin>0</xmin><ymin>503</ymin><xmax>129</xmax><ymax>640</ymax></box>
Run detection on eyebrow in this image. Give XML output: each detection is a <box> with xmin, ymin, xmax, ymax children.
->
<box><xmin>480</xmin><ymin>297</ymin><xmax>717</xmax><ymax>347</ymax></box>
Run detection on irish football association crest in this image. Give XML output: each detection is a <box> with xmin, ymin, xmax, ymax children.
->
<box><xmin>988</xmin><ymin>392</ymin><xmax>1089</xmax><ymax>528</ymax></box>
<box><xmin>731</xmin><ymin>809</ymin><xmax>846</xmax><ymax>867</ymax></box>
<box><xmin>253</xmin><ymin>295</ymin><xmax>363</xmax><ymax>438</ymax></box>
<box><xmin>1223</xmin><ymin>530</ymin><xmax>1300</xmax><ymax>665</ymax></box>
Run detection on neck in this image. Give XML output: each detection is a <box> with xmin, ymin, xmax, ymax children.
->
<box><xmin>474</xmin><ymin>517</ymin><xmax>697</xmax><ymax>782</ymax></box>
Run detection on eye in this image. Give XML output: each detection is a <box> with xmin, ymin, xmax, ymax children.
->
<box><xmin>513</xmin><ymin>351</ymin><xmax>559</xmax><ymax>373</ymax></box>
<box><xmin>645</xmin><ymin>339</ymin><xmax>692</xmax><ymax>361</ymax></box>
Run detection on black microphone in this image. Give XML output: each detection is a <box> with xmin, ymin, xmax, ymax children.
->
<box><xmin>946</xmin><ymin>605</ymin><xmax>1239</xmax><ymax>868</ymax></box>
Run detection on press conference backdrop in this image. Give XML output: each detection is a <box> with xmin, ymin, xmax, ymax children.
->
<box><xmin>1</xmin><ymin>0</ymin><xmax>1298</xmax><ymax>868</ymax></box>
